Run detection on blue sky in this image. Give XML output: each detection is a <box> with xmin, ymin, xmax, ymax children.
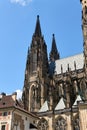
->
<box><xmin>0</xmin><ymin>0</ymin><xmax>83</xmax><ymax>97</ymax></box>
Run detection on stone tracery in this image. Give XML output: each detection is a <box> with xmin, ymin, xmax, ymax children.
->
<box><xmin>38</xmin><ymin>118</ymin><xmax>48</xmax><ymax>130</ymax></box>
<box><xmin>55</xmin><ymin>117</ymin><xmax>67</xmax><ymax>130</ymax></box>
<box><xmin>73</xmin><ymin>116</ymin><xmax>80</xmax><ymax>130</ymax></box>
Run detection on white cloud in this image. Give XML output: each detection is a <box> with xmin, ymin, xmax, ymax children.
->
<box><xmin>10</xmin><ymin>0</ymin><xmax>32</xmax><ymax>6</ymax></box>
<box><xmin>16</xmin><ymin>89</ymin><xmax>22</xmax><ymax>99</ymax></box>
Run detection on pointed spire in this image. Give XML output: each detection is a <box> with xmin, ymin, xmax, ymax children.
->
<box><xmin>34</xmin><ymin>15</ymin><xmax>42</xmax><ymax>37</ymax></box>
<box><xmin>49</xmin><ymin>34</ymin><xmax>60</xmax><ymax>61</ymax></box>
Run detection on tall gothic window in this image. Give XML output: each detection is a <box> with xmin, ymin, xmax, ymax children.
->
<box><xmin>55</xmin><ymin>117</ymin><xmax>67</xmax><ymax>130</ymax></box>
<box><xmin>38</xmin><ymin>118</ymin><xmax>48</xmax><ymax>130</ymax></box>
<box><xmin>73</xmin><ymin>116</ymin><xmax>80</xmax><ymax>130</ymax></box>
<box><xmin>30</xmin><ymin>84</ymin><xmax>40</xmax><ymax>111</ymax></box>
<box><xmin>32</xmin><ymin>53</ymin><xmax>37</xmax><ymax>72</ymax></box>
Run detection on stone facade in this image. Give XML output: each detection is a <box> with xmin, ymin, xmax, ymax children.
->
<box><xmin>22</xmin><ymin>0</ymin><xmax>87</xmax><ymax>130</ymax></box>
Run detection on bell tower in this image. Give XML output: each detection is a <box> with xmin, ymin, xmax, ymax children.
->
<box><xmin>80</xmin><ymin>0</ymin><xmax>87</xmax><ymax>76</ymax></box>
<box><xmin>22</xmin><ymin>15</ymin><xmax>48</xmax><ymax>112</ymax></box>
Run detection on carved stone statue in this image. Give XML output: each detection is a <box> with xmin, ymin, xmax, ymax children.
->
<box><xmin>58</xmin><ymin>83</ymin><xmax>64</xmax><ymax>98</ymax></box>
<box><xmin>73</xmin><ymin>80</ymin><xmax>78</xmax><ymax>95</ymax></box>
<box><xmin>80</xmin><ymin>78</ymin><xmax>87</xmax><ymax>100</ymax></box>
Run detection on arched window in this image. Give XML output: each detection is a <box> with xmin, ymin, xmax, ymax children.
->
<box><xmin>55</xmin><ymin>117</ymin><xmax>66</xmax><ymax>130</ymax></box>
<box><xmin>73</xmin><ymin>116</ymin><xmax>80</xmax><ymax>130</ymax></box>
<box><xmin>38</xmin><ymin>118</ymin><xmax>48</xmax><ymax>130</ymax></box>
<box><xmin>30</xmin><ymin>84</ymin><xmax>41</xmax><ymax>111</ymax></box>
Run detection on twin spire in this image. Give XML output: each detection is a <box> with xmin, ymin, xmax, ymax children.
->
<box><xmin>34</xmin><ymin>15</ymin><xmax>42</xmax><ymax>37</ymax></box>
<box><xmin>34</xmin><ymin>15</ymin><xmax>60</xmax><ymax>60</ymax></box>
<box><xmin>50</xmin><ymin>34</ymin><xmax>60</xmax><ymax>61</ymax></box>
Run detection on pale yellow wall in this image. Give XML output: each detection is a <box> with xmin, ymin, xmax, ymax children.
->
<box><xmin>79</xmin><ymin>105</ymin><xmax>87</xmax><ymax>130</ymax></box>
<box><xmin>39</xmin><ymin>112</ymin><xmax>73</xmax><ymax>130</ymax></box>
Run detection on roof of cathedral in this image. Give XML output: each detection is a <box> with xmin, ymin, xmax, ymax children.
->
<box><xmin>55</xmin><ymin>53</ymin><xmax>84</xmax><ymax>74</ymax></box>
<box><xmin>38</xmin><ymin>101</ymin><xmax>48</xmax><ymax>112</ymax></box>
<box><xmin>55</xmin><ymin>97</ymin><xmax>66</xmax><ymax>110</ymax></box>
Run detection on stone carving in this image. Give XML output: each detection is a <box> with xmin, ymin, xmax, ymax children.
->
<box><xmin>38</xmin><ymin>118</ymin><xmax>48</xmax><ymax>130</ymax></box>
<box><xmin>83</xmin><ymin>6</ymin><xmax>87</xmax><ymax>23</ymax></box>
<box><xmin>73</xmin><ymin>117</ymin><xmax>80</xmax><ymax>130</ymax></box>
<box><xmin>58</xmin><ymin>83</ymin><xmax>64</xmax><ymax>98</ymax></box>
<box><xmin>80</xmin><ymin>78</ymin><xmax>87</xmax><ymax>100</ymax></box>
<box><xmin>73</xmin><ymin>80</ymin><xmax>79</xmax><ymax>95</ymax></box>
<box><xmin>13</xmin><ymin>113</ymin><xmax>24</xmax><ymax>130</ymax></box>
<box><xmin>55</xmin><ymin>117</ymin><xmax>66</xmax><ymax>130</ymax></box>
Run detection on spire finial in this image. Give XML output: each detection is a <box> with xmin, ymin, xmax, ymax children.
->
<box><xmin>37</xmin><ymin>15</ymin><xmax>39</xmax><ymax>18</ymax></box>
<box><xmin>34</xmin><ymin>15</ymin><xmax>42</xmax><ymax>37</ymax></box>
<box><xmin>53</xmin><ymin>33</ymin><xmax>54</xmax><ymax>37</ymax></box>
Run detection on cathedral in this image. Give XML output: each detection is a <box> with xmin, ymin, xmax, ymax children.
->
<box><xmin>22</xmin><ymin>0</ymin><xmax>87</xmax><ymax>130</ymax></box>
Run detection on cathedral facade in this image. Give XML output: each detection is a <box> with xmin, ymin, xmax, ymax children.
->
<box><xmin>22</xmin><ymin>0</ymin><xmax>87</xmax><ymax>130</ymax></box>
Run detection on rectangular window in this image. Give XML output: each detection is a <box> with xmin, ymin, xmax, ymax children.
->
<box><xmin>1</xmin><ymin>125</ymin><xmax>6</xmax><ymax>130</ymax></box>
<box><xmin>3</xmin><ymin>112</ymin><xmax>7</xmax><ymax>116</ymax></box>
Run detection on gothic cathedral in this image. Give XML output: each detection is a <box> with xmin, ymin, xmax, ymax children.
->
<box><xmin>22</xmin><ymin>0</ymin><xmax>87</xmax><ymax>130</ymax></box>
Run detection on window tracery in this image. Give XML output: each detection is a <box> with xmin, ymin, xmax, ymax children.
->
<box><xmin>38</xmin><ymin>118</ymin><xmax>48</xmax><ymax>130</ymax></box>
<box><xmin>55</xmin><ymin>117</ymin><xmax>67</xmax><ymax>130</ymax></box>
<box><xmin>30</xmin><ymin>84</ymin><xmax>41</xmax><ymax>111</ymax></box>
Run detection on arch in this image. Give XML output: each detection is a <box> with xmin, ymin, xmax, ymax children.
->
<box><xmin>37</xmin><ymin>118</ymin><xmax>48</xmax><ymax>130</ymax></box>
<box><xmin>55</xmin><ymin>116</ymin><xmax>67</xmax><ymax>130</ymax></box>
<box><xmin>29</xmin><ymin>83</ymin><xmax>41</xmax><ymax>111</ymax></box>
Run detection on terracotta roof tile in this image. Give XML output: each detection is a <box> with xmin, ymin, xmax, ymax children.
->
<box><xmin>0</xmin><ymin>95</ymin><xmax>15</xmax><ymax>108</ymax></box>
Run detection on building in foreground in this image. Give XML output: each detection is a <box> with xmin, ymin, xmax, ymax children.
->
<box><xmin>0</xmin><ymin>93</ymin><xmax>38</xmax><ymax>130</ymax></box>
<box><xmin>21</xmin><ymin>0</ymin><xmax>87</xmax><ymax>130</ymax></box>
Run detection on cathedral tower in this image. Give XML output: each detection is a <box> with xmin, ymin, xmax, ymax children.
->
<box><xmin>80</xmin><ymin>0</ymin><xmax>87</xmax><ymax>76</ymax></box>
<box><xmin>22</xmin><ymin>15</ymin><xmax>49</xmax><ymax>112</ymax></box>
